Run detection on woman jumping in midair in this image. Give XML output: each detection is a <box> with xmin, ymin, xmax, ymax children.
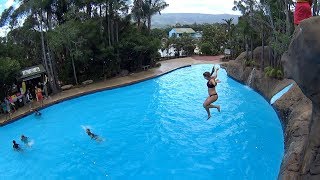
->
<box><xmin>203</xmin><ymin>66</ymin><xmax>221</xmax><ymax>120</ymax></box>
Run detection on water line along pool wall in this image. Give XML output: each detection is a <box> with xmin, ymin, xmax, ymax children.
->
<box><xmin>0</xmin><ymin>64</ymin><xmax>284</xmax><ymax>179</ymax></box>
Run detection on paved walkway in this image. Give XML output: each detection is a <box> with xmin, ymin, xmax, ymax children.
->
<box><xmin>0</xmin><ymin>57</ymin><xmax>220</xmax><ymax>126</ymax></box>
<box><xmin>192</xmin><ymin>55</ymin><xmax>224</xmax><ymax>61</ymax></box>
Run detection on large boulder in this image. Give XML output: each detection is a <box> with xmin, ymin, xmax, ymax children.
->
<box><xmin>235</xmin><ymin>51</ymin><xmax>251</xmax><ymax>64</ymax></box>
<box><xmin>253</xmin><ymin>46</ymin><xmax>273</xmax><ymax>68</ymax></box>
<box><xmin>82</xmin><ymin>80</ymin><xmax>93</xmax><ymax>86</ymax></box>
<box><xmin>61</xmin><ymin>84</ymin><xmax>73</xmax><ymax>91</ymax></box>
<box><xmin>282</xmin><ymin>16</ymin><xmax>320</xmax><ymax>179</ymax></box>
<box><xmin>282</xmin><ymin>17</ymin><xmax>320</xmax><ymax>105</ymax></box>
<box><xmin>275</xmin><ymin>84</ymin><xmax>312</xmax><ymax>180</ymax></box>
<box><xmin>120</xmin><ymin>69</ymin><xmax>129</xmax><ymax>77</ymax></box>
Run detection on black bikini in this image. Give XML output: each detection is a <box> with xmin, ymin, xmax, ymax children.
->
<box><xmin>207</xmin><ymin>80</ymin><xmax>218</xmax><ymax>97</ymax></box>
<box><xmin>207</xmin><ymin>80</ymin><xmax>217</xmax><ymax>88</ymax></box>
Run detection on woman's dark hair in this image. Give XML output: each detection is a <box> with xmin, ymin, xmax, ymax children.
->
<box><xmin>203</xmin><ymin>72</ymin><xmax>211</xmax><ymax>77</ymax></box>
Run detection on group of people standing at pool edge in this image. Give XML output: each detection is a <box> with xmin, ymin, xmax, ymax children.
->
<box><xmin>203</xmin><ymin>65</ymin><xmax>221</xmax><ymax>120</ymax></box>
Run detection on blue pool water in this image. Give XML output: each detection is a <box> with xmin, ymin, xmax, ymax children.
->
<box><xmin>0</xmin><ymin>64</ymin><xmax>284</xmax><ymax>179</ymax></box>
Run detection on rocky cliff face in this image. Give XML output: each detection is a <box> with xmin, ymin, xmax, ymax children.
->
<box><xmin>222</xmin><ymin>43</ymin><xmax>312</xmax><ymax>179</ymax></box>
<box><xmin>282</xmin><ymin>16</ymin><xmax>320</xmax><ymax>180</ymax></box>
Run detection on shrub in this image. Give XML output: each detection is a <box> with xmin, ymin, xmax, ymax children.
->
<box><xmin>245</xmin><ymin>60</ymin><xmax>256</xmax><ymax>67</ymax></box>
<box><xmin>200</xmin><ymin>43</ymin><xmax>212</xmax><ymax>55</ymax></box>
<box><xmin>250</xmin><ymin>60</ymin><xmax>255</xmax><ymax>66</ymax></box>
<box><xmin>264</xmin><ymin>66</ymin><xmax>272</xmax><ymax>73</ymax></box>
<box><xmin>245</xmin><ymin>60</ymin><xmax>250</xmax><ymax>66</ymax></box>
<box><xmin>276</xmin><ymin>69</ymin><xmax>284</xmax><ymax>79</ymax></box>
<box><xmin>264</xmin><ymin>66</ymin><xmax>272</xmax><ymax>76</ymax></box>
<box><xmin>269</xmin><ymin>68</ymin><xmax>277</xmax><ymax>78</ymax></box>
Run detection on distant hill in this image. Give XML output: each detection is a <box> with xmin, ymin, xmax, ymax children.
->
<box><xmin>152</xmin><ymin>13</ymin><xmax>239</xmax><ymax>28</ymax></box>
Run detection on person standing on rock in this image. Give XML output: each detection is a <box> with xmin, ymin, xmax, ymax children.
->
<box><xmin>294</xmin><ymin>0</ymin><xmax>313</xmax><ymax>27</ymax></box>
<box><xmin>203</xmin><ymin>66</ymin><xmax>221</xmax><ymax>120</ymax></box>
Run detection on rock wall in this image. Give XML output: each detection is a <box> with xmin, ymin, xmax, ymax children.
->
<box><xmin>282</xmin><ymin>17</ymin><xmax>320</xmax><ymax>180</ymax></box>
<box><xmin>221</xmin><ymin>44</ymin><xmax>312</xmax><ymax>179</ymax></box>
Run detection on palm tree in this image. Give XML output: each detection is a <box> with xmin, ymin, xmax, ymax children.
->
<box><xmin>132</xmin><ymin>0</ymin><xmax>144</xmax><ymax>29</ymax></box>
<box><xmin>132</xmin><ymin>0</ymin><xmax>168</xmax><ymax>32</ymax></box>
<box><xmin>146</xmin><ymin>0</ymin><xmax>168</xmax><ymax>32</ymax></box>
<box><xmin>222</xmin><ymin>18</ymin><xmax>234</xmax><ymax>48</ymax></box>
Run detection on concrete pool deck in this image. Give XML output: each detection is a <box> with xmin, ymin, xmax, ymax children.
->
<box><xmin>0</xmin><ymin>57</ymin><xmax>221</xmax><ymax>126</ymax></box>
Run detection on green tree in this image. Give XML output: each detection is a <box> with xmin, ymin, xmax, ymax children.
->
<box><xmin>200</xmin><ymin>24</ymin><xmax>227</xmax><ymax>55</ymax></box>
<box><xmin>0</xmin><ymin>57</ymin><xmax>21</xmax><ymax>98</ymax></box>
<box><xmin>200</xmin><ymin>43</ymin><xmax>213</xmax><ymax>55</ymax></box>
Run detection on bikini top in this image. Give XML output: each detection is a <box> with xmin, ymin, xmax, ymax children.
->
<box><xmin>207</xmin><ymin>80</ymin><xmax>216</xmax><ymax>88</ymax></box>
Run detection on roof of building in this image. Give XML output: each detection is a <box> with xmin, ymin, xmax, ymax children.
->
<box><xmin>171</xmin><ymin>28</ymin><xmax>196</xmax><ymax>34</ymax></box>
<box><xmin>19</xmin><ymin>64</ymin><xmax>46</xmax><ymax>81</ymax></box>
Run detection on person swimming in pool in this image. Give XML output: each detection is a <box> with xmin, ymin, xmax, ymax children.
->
<box><xmin>32</xmin><ymin>109</ymin><xmax>42</xmax><ymax>116</ymax></box>
<box><xmin>21</xmin><ymin>135</ymin><xmax>29</xmax><ymax>144</ymax></box>
<box><xmin>203</xmin><ymin>65</ymin><xmax>221</xmax><ymax>120</ymax></box>
<box><xmin>86</xmin><ymin>128</ymin><xmax>101</xmax><ymax>141</ymax></box>
<box><xmin>12</xmin><ymin>140</ymin><xmax>22</xmax><ymax>151</ymax></box>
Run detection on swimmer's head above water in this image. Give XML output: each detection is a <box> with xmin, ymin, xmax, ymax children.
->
<box><xmin>12</xmin><ymin>140</ymin><xmax>20</xmax><ymax>150</ymax></box>
<box><xmin>86</xmin><ymin>128</ymin><xmax>91</xmax><ymax>133</ymax></box>
<box><xmin>21</xmin><ymin>135</ymin><xmax>28</xmax><ymax>141</ymax></box>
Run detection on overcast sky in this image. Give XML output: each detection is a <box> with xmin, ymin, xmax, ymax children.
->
<box><xmin>0</xmin><ymin>0</ymin><xmax>15</xmax><ymax>37</ymax></box>
<box><xmin>0</xmin><ymin>0</ymin><xmax>240</xmax><ymax>36</ymax></box>
<box><xmin>0</xmin><ymin>0</ymin><xmax>240</xmax><ymax>15</ymax></box>
<box><xmin>162</xmin><ymin>0</ymin><xmax>240</xmax><ymax>15</ymax></box>
<box><xmin>0</xmin><ymin>0</ymin><xmax>14</xmax><ymax>12</ymax></box>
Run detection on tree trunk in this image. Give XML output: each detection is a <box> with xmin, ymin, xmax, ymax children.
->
<box><xmin>87</xmin><ymin>3</ymin><xmax>92</xmax><ymax>17</ymax></box>
<box><xmin>71</xmin><ymin>55</ymin><xmax>78</xmax><ymax>85</ymax></box>
<box><xmin>46</xmin><ymin>39</ymin><xmax>60</xmax><ymax>91</ymax></box>
<box><xmin>261</xmin><ymin>25</ymin><xmax>265</xmax><ymax>70</ymax></box>
<box><xmin>147</xmin><ymin>14</ymin><xmax>151</xmax><ymax>32</ymax></box>
<box><xmin>147</xmin><ymin>0</ymin><xmax>152</xmax><ymax>33</ymax></box>
<box><xmin>245</xmin><ymin>38</ymin><xmax>249</xmax><ymax>61</ymax></box>
<box><xmin>135</xmin><ymin>0</ymin><xmax>142</xmax><ymax>29</ymax></box>
<box><xmin>313</xmin><ymin>0</ymin><xmax>319</xmax><ymax>16</ymax></box>
<box><xmin>40</xmin><ymin>11</ymin><xmax>57</xmax><ymax>94</ymax></box>
<box><xmin>250</xmin><ymin>33</ymin><xmax>253</xmax><ymax>61</ymax></box>
<box><xmin>109</xmin><ymin>1</ymin><xmax>114</xmax><ymax>45</ymax></box>
<box><xmin>47</xmin><ymin>10</ymin><xmax>53</xmax><ymax>31</ymax></box>
<box><xmin>106</xmin><ymin>4</ymin><xmax>111</xmax><ymax>46</ymax></box>
<box><xmin>116</xmin><ymin>20</ymin><xmax>119</xmax><ymax>43</ymax></box>
<box><xmin>284</xmin><ymin>0</ymin><xmax>292</xmax><ymax>35</ymax></box>
<box><xmin>70</xmin><ymin>47</ymin><xmax>78</xmax><ymax>85</ymax></box>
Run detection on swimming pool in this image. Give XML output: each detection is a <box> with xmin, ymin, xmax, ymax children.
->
<box><xmin>0</xmin><ymin>64</ymin><xmax>284</xmax><ymax>179</ymax></box>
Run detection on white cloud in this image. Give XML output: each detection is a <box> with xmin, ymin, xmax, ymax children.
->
<box><xmin>162</xmin><ymin>0</ymin><xmax>240</xmax><ymax>15</ymax></box>
<box><xmin>0</xmin><ymin>25</ymin><xmax>10</xmax><ymax>37</ymax></box>
<box><xmin>5</xmin><ymin>0</ymin><xmax>14</xmax><ymax>8</ymax></box>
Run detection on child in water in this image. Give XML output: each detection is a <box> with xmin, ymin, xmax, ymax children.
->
<box><xmin>34</xmin><ymin>109</ymin><xmax>41</xmax><ymax>116</ymax></box>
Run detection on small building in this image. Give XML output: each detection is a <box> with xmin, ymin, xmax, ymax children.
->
<box><xmin>169</xmin><ymin>28</ymin><xmax>196</xmax><ymax>38</ymax></box>
<box><xmin>194</xmin><ymin>31</ymin><xmax>203</xmax><ymax>39</ymax></box>
<box><xmin>19</xmin><ymin>64</ymin><xmax>46</xmax><ymax>81</ymax></box>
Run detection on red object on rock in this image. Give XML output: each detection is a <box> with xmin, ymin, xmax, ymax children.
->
<box><xmin>294</xmin><ymin>2</ymin><xmax>312</xmax><ymax>25</ymax></box>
